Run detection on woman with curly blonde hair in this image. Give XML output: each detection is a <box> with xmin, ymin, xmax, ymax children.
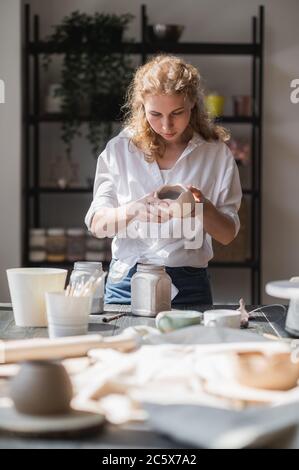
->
<box><xmin>124</xmin><ymin>54</ymin><xmax>229</xmax><ymax>161</ymax></box>
<box><xmin>86</xmin><ymin>55</ymin><xmax>242</xmax><ymax>305</ymax></box>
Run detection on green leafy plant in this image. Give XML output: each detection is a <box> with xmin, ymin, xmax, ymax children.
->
<box><xmin>43</xmin><ymin>11</ymin><xmax>134</xmax><ymax>157</ymax></box>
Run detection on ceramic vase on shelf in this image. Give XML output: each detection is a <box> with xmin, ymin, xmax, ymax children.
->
<box><xmin>205</xmin><ymin>92</ymin><xmax>225</xmax><ymax>118</ymax></box>
<box><xmin>232</xmin><ymin>95</ymin><xmax>252</xmax><ymax>117</ymax></box>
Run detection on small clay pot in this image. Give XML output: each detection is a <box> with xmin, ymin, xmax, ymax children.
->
<box><xmin>10</xmin><ymin>360</ymin><xmax>73</xmax><ymax>416</ymax></box>
<box><xmin>156</xmin><ymin>184</ymin><xmax>195</xmax><ymax>218</ymax></box>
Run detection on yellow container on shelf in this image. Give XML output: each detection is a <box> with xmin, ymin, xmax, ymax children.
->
<box><xmin>205</xmin><ymin>93</ymin><xmax>225</xmax><ymax>118</ymax></box>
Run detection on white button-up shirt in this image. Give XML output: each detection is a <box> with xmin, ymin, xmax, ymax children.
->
<box><xmin>85</xmin><ymin>128</ymin><xmax>242</xmax><ymax>280</ymax></box>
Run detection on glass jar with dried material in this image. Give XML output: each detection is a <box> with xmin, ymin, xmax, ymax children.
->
<box><xmin>47</xmin><ymin>228</ymin><xmax>66</xmax><ymax>263</ymax></box>
<box><xmin>29</xmin><ymin>228</ymin><xmax>47</xmax><ymax>262</ymax></box>
<box><xmin>66</xmin><ymin>228</ymin><xmax>85</xmax><ymax>262</ymax></box>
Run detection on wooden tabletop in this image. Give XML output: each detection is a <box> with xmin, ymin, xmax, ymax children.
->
<box><xmin>0</xmin><ymin>303</ymin><xmax>291</xmax><ymax>449</ymax></box>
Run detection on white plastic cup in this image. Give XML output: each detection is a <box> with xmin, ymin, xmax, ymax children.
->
<box><xmin>203</xmin><ymin>309</ymin><xmax>241</xmax><ymax>329</ymax></box>
<box><xmin>6</xmin><ymin>268</ymin><xmax>67</xmax><ymax>327</ymax></box>
<box><xmin>45</xmin><ymin>291</ymin><xmax>92</xmax><ymax>338</ymax></box>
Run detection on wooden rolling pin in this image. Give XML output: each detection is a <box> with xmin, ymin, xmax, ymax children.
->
<box><xmin>0</xmin><ymin>334</ymin><xmax>138</xmax><ymax>364</ymax></box>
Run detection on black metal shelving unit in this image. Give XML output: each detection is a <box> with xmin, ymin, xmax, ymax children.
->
<box><xmin>23</xmin><ymin>3</ymin><xmax>264</xmax><ymax>303</ymax></box>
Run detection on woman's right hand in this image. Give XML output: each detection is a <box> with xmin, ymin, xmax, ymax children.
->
<box><xmin>91</xmin><ymin>191</ymin><xmax>173</xmax><ymax>238</ymax></box>
<box><xmin>129</xmin><ymin>193</ymin><xmax>172</xmax><ymax>224</ymax></box>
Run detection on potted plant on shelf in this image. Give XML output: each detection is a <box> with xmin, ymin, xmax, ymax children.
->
<box><xmin>43</xmin><ymin>10</ymin><xmax>134</xmax><ymax>157</ymax></box>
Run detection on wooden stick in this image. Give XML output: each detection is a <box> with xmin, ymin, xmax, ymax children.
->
<box><xmin>102</xmin><ymin>312</ymin><xmax>126</xmax><ymax>323</ymax></box>
<box><xmin>0</xmin><ymin>334</ymin><xmax>137</xmax><ymax>364</ymax></box>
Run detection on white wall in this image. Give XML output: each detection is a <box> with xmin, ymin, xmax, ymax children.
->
<box><xmin>0</xmin><ymin>0</ymin><xmax>22</xmax><ymax>301</ymax></box>
<box><xmin>1</xmin><ymin>0</ymin><xmax>299</xmax><ymax>303</ymax></box>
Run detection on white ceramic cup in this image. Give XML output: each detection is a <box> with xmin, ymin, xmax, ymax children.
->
<box><xmin>203</xmin><ymin>309</ymin><xmax>241</xmax><ymax>329</ymax></box>
<box><xmin>45</xmin><ymin>291</ymin><xmax>92</xmax><ymax>338</ymax></box>
<box><xmin>6</xmin><ymin>268</ymin><xmax>67</xmax><ymax>327</ymax></box>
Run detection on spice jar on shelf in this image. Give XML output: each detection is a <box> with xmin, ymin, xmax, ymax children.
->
<box><xmin>46</xmin><ymin>228</ymin><xmax>66</xmax><ymax>263</ymax></box>
<box><xmin>29</xmin><ymin>228</ymin><xmax>47</xmax><ymax>262</ymax></box>
<box><xmin>85</xmin><ymin>251</ymin><xmax>107</xmax><ymax>262</ymax></box>
<box><xmin>85</xmin><ymin>232</ymin><xmax>108</xmax><ymax>262</ymax></box>
<box><xmin>66</xmin><ymin>228</ymin><xmax>85</xmax><ymax>262</ymax></box>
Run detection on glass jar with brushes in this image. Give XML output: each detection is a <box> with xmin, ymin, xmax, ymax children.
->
<box><xmin>69</xmin><ymin>261</ymin><xmax>106</xmax><ymax>314</ymax></box>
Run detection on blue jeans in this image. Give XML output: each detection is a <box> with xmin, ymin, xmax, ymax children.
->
<box><xmin>105</xmin><ymin>260</ymin><xmax>213</xmax><ymax>306</ymax></box>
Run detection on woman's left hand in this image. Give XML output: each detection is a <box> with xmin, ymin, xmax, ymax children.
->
<box><xmin>187</xmin><ymin>185</ymin><xmax>206</xmax><ymax>204</ymax></box>
<box><xmin>187</xmin><ymin>184</ymin><xmax>236</xmax><ymax>245</ymax></box>
<box><xmin>187</xmin><ymin>185</ymin><xmax>207</xmax><ymax>218</ymax></box>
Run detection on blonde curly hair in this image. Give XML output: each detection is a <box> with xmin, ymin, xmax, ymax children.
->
<box><xmin>123</xmin><ymin>55</ymin><xmax>229</xmax><ymax>162</ymax></box>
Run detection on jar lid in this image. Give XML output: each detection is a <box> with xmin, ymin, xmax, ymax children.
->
<box><xmin>30</xmin><ymin>228</ymin><xmax>46</xmax><ymax>236</ymax></box>
<box><xmin>73</xmin><ymin>261</ymin><xmax>103</xmax><ymax>273</ymax></box>
<box><xmin>137</xmin><ymin>263</ymin><xmax>165</xmax><ymax>273</ymax></box>
<box><xmin>47</xmin><ymin>228</ymin><xmax>65</xmax><ymax>236</ymax></box>
<box><xmin>66</xmin><ymin>228</ymin><xmax>85</xmax><ymax>236</ymax></box>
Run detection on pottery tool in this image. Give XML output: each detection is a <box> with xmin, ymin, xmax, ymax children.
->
<box><xmin>102</xmin><ymin>313</ymin><xmax>126</xmax><ymax>323</ymax></box>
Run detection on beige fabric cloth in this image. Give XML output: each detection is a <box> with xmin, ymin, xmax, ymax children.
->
<box><xmin>71</xmin><ymin>340</ymin><xmax>299</xmax><ymax>425</ymax></box>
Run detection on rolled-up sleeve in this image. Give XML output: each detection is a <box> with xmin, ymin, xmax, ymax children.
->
<box><xmin>216</xmin><ymin>149</ymin><xmax>242</xmax><ymax>237</ymax></box>
<box><xmin>85</xmin><ymin>149</ymin><xmax>118</xmax><ymax>230</ymax></box>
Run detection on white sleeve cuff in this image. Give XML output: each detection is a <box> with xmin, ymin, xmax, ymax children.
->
<box><xmin>85</xmin><ymin>196</ymin><xmax>117</xmax><ymax>231</ymax></box>
<box><xmin>218</xmin><ymin>208</ymin><xmax>240</xmax><ymax>237</ymax></box>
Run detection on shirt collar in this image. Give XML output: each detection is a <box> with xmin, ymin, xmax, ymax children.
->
<box><xmin>176</xmin><ymin>131</ymin><xmax>205</xmax><ymax>162</ymax></box>
<box><xmin>188</xmin><ymin>131</ymin><xmax>205</xmax><ymax>146</ymax></box>
<box><xmin>121</xmin><ymin>127</ymin><xmax>205</xmax><ymax>145</ymax></box>
<box><xmin>121</xmin><ymin>127</ymin><xmax>205</xmax><ymax>168</ymax></box>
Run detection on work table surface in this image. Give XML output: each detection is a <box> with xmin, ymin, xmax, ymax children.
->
<box><xmin>0</xmin><ymin>303</ymin><xmax>292</xmax><ymax>449</ymax></box>
<box><xmin>0</xmin><ymin>303</ymin><xmax>289</xmax><ymax>340</ymax></box>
